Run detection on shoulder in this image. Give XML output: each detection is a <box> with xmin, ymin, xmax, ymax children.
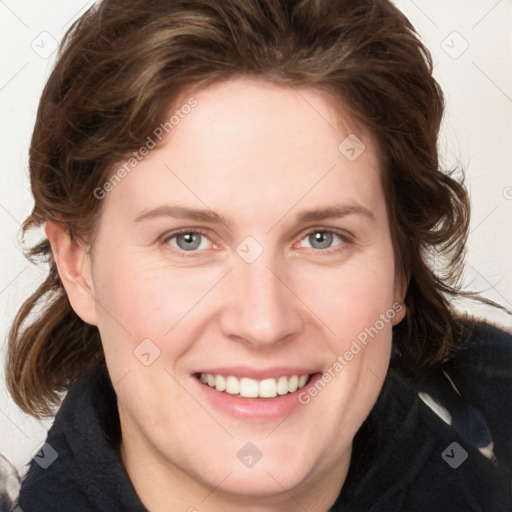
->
<box><xmin>1</xmin><ymin>494</ymin><xmax>12</xmax><ymax>512</ymax></box>
<box><xmin>336</xmin><ymin>342</ymin><xmax>511</xmax><ymax>512</ymax></box>
<box><xmin>452</xmin><ymin>317</ymin><xmax>512</xmax><ymax>366</ymax></box>
<box><xmin>413</xmin><ymin>318</ymin><xmax>512</xmax><ymax>470</ymax></box>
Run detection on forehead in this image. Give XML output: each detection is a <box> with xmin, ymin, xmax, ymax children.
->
<box><xmin>102</xmin><ymin>77</ymin><xmax>384</xmax><ymax>225</ymax></box>
<box><xmin>174</xmin><ymin>77</ymin><xmax>372</xmax><ymax>165</ymax></box>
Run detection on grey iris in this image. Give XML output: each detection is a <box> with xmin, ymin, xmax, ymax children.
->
<box><xmin>309</xmin><ymin>231</ymin><xmax>333</xmax><ymax>249</ymax></box>
<box><xmin>176</xmin><ymin>233</ymin><xmax>202</xmax><ymax>251</ymax></box>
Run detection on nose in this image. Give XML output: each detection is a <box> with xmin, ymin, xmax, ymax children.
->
<box><xmin>218</xmin><ymin>252</ymin><xmax>304</xmax><ymax>349</ymax></box>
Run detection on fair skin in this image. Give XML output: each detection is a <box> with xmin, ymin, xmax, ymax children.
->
<box><xmin>46</xmin><ymin>77</ymin><xmax>406</xmax><ymax>512</ymax></box>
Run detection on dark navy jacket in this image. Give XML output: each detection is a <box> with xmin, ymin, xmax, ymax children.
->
<box><xmin>16</xmin><ymin>321</ymin><xmax>512</xmax><ymax>511</ymax></box>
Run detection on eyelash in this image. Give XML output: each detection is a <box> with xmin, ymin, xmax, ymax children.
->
<box><xmin>160</xmin><ymin>227</ymin><xmax>352</xmax><ymax>258</ymax></box>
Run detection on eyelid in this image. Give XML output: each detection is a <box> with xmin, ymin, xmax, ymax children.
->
<box><xmin>297</xmin><ymin>226</ymin><xmax>352</xmax><ymax>252</ymax></box>
<box><xmin>159</xmin><ymin>228</ymin><xmax>215</xmax><ymax>257</ymax></box>
<box><xmin>161</xmin><ymin>227</ymin><xmax>210</xmax><ymax>240</ymax></box>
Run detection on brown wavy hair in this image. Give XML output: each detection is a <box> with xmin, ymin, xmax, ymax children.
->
<box><xmin>7</xmin><ymin>0</ymin><xmax>477</xmax><ymax>416</ymax></box>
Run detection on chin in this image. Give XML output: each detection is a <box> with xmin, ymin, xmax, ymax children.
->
<box><xmin>213</xmin><ymin>465</ymin><xmax>308</xmax><ymax>499</ymax></box>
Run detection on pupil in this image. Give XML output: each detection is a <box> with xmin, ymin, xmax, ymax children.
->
<box><xmin>178</xmin><ymin>233</ymin><xmax>200</xmax><ymax>250</ymax></box>
<box><xmin>311</xmin><ymin>231</ymin><xmax>332</xmax><ymax>249</ymax></box>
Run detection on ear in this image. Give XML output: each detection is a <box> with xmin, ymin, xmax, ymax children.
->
<box><xmin>391</xmin><ymin>271</ymin><xmax>407</xmax><ymax>326</ymax></box>
<box><xmin>44</xmin><ymin>221</ymin><xmax>97</xmax><ymax>326</ymax></box>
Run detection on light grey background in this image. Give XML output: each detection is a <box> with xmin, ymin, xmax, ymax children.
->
<box><xmin>1</xmin><ymin>0</ymin><xmax>511</xmax><ymax>482</ymax></box>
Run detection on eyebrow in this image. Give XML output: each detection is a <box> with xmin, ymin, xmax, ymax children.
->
<box><xmin>135</xmin><ymin>205</ymin><xmax>230</xmax><ymax>225</ymax></box>
<box><xmin>295</xmin><ymin>204</ymin><xmax>374</xmax><ymax>223</ymax></box>
<box><xmin>134</xmin><ymin>203</ymin><xmax>375</xmax><ymax>227</ymax></box>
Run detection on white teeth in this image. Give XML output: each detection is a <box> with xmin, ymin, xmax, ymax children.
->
<box><xmin>240</xmin><ymin>378</ymin><xmax>259</xmax><ymax>398</ymax></box>
<box><xmin>277</xmin><ymin>376</ymin><xmax>289</xmax><ymax>395</ymax></box>
<box><xmin>259</xmin><ymin>378</ymin><xmax>277</xmax><ymax>398</ymax></box>
<box><xmin>198</xmin><ymin>373</ymin><xmax>311</xmax><ymax>398</ymax></box>
<box><xmin>215</xmin><ymin>375</ymin><xmax>226</xmax><ymax>392</ymax></box>
<box><xmin>288</xmin><ymin>375</ymin><xmax>298</xmax><ymax>393</ymax></box>
<box><xmin>225</xmin><ymin>376</ymin><xmax>240</xmax><ymax>395</ymax></box>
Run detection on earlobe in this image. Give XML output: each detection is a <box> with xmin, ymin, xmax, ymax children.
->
<box><xmin>44</xmin><ymin>221</ymin><xmax>98</xmax><ymax>326</ymax></box>
<box><xmin>392</xmin><ymin>272</ymin><xmax>408</xmax><ymax>326</ymax></box>
<box><xmin>391</xmin><ymin>301</ymin><xmax>407</xmax><ymax>326</ymax></box>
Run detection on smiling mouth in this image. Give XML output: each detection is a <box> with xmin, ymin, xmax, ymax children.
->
<box><xmin>194</xmin><ymin>372</ymin><xmax>316</xmax><ymax>399</ymax></box>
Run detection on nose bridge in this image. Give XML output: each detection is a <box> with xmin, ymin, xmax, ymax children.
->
<box><xmin>219</xmin><ymin>247</ymin><xmax>302</xmax><ymax>347</ymax></box>
<box><xmin>243</xmin><ymin>254</ymin><xmax>282</xmax><ymax>313</ymax></box>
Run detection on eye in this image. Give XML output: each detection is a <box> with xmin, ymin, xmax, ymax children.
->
<box><xmin>160</xmin><ymin>227</ymin><xmax>351</xmax><ymax>257</ymax></box>
<box><xmin>161</xmin><ymin>229</ymin><xmax>213</xmax><ymax>254</ymax></box>
<box><xmin>298</xmin><ymin>228</ymin><xmax>349</xmax><ymax>253</ymax></box>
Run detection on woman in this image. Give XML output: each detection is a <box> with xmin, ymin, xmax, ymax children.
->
<box><xmin>6</xmin><ymin>0</ymin><xmax>511</xmax><ymax>510</ymax></box>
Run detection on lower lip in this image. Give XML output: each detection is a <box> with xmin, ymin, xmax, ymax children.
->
<box><xmin>192</xmin><ymin>373</ymin><xmax>322</xmax><ymax>421</ymax></box>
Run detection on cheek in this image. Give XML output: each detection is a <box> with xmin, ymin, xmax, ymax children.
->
<box><xmin>90</xmin><ymin>248</ymin><xmax>225</xmax><ymax>365</ymax></box>
<box><xmin>292</xmin><ymin>242</ymin><xmax>397</xmax><ymax>406</ymax></box>
<box><xmin>300</xmin><ymin>247</ymin><xmax>396</xmax><ymax>337</ymax></box>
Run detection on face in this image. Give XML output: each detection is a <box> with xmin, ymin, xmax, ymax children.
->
<box><xmin>79</xmin><ymin>78</ymin><xmax>405</xmax><ymax>508</ymax></box>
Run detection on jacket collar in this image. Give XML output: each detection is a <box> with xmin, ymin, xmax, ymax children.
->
<box><xmin>18</xmin><ymin>365</ymin><xmax>145</xmax><ymax>511</ymax></box>
<box><xmin>18</xmin><ymin>363</ymin><xmax>510</xmax><ymax>511</ymax></box>
<box><xmin>331</xmin><ymin>367</ymin><xmax>510</xmax><ymax>511</ymax></box>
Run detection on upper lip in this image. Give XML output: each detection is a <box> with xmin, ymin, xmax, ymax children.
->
<box><xmin>194</xmin><ymin>366</ymin><xmax>319</xmax><ymax>380</ymax></box>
